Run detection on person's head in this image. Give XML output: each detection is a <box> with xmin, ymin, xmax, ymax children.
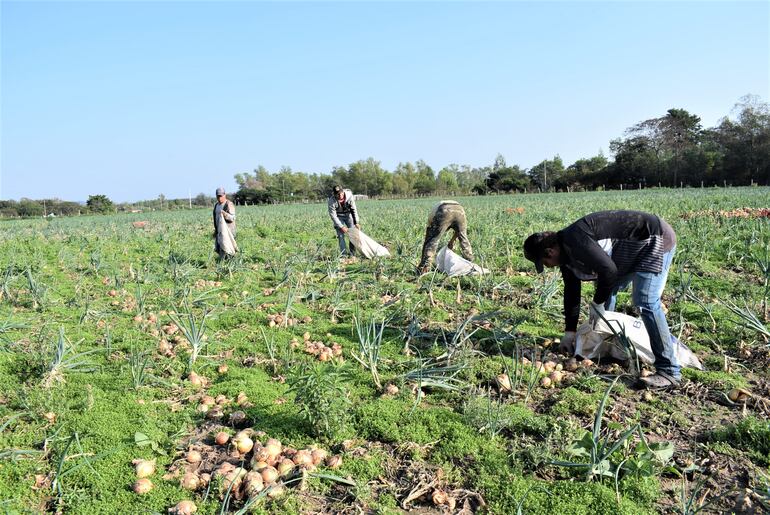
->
<box><xmin>523</xmin><ymin>231</ymin><xmax>561</xmax><ymax>272</ymax></box>
<box><xmin>215</xmin><ymin>187</ymin><xmax>226</xmax><ymax>204</ymax></box>
<box><xmin>331</xmin><ymin>185</ymin><xmax>345</xmax><ymax>200</ymax></box>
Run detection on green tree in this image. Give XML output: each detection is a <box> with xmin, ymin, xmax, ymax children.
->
<box><xmin>86</xmin><ymin>195</ymin><xmax>114</xmax><ymax>214</ymax></box>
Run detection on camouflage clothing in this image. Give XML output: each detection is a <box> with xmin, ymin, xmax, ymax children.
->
<box><xmin>418</xmin><ymin>201</ymin><xmax>473</xmax><ymax>272</ymax></box>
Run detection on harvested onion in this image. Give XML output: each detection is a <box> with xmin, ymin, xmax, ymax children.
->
<box><xmin>181</xmin><ymin>472</ymin><xmax>200</xmax><ymax>491</ymax></box>
<box><xmin>133</xmin><ymin>458</ymin><xmax>156</xmax><ymax>478</ymax></box>
<box><xmin>728</xmin><ymin>388</ymin><xmax>752</xmax><ymax>403</ymax></box>
<box><xmin>215</xmin><ymin>431</ymin><xmax>230</xmax><ymax>446</ymax></box>
<box><xmin>233</xmin><ymin>434</ymin><xmax>254</xmax><ymax>454</ymax></box>
<box><xmin>132</xmin><ymin>478</ymin><xmax>153</xmax><ymax>494</ymax></box>
<box><xmin>169</xmin><ymin>500</ymin><xmax>197</xmax><ymax>515</ymax></box>
<box><xmin>186</xmin><ymin>450</ymin><xmax>202</xmax><ymax>464</ymax></box>
<box><xmin>260</xmin><ymin>466</ymin><xmax>279</xmax><ymax>484</ymax></box>
<box><xmin>326</xmin><ymin>455</ymin><xmax>343</xmax><ymax>469</ymax></box>
<box><xmin>496</xmin><ymin>373</ymin><xmax>512</xmax><ymax>393</ymax></box>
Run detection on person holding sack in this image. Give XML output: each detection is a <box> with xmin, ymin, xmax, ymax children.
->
<box><xmin>523</xmin><ymin>210</ymin><xmax>679</xmax><ymax>389</ymax></box>
<box><xmin>327</xmin><ymin>185</ymin><xmax>360</xmax><ymax>257</ymax></box>
<box><xmin>213</xmin><ymin>187</ymin><xmax>237</xmax><ymax>259</ymax></box>
<box><xmin>417</xmin><ymin>200</ymin><xmax>473</xmax><ymax>275</ymax></box>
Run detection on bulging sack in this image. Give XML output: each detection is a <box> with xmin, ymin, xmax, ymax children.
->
<box><xmin>216</xmin><ymin>214</ymin><xmax>238</xmax><ymax>256</ymax></box>
<box><xmin>347</xmin><ymin>228</ymin><xmax>390</xmax><ymax>259</ymax></box>
<box><xmin>435</xmin><ymin>247</ymin><xmax>489</xmax><ymax>277</ymax></box>
<box><xmin>575</xmin><ymin>310</ymin><xmax>703</xmax><ymax>369</ymax></box>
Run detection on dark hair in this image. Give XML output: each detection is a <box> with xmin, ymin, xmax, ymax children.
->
<box><xmin>332</xmin><ymin>185</ymin><xmax>343</xmax><ymax>195</ymax></box>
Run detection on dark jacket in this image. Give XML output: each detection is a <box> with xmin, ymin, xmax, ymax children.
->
<box><xmin>327</xmin><ymin>189</ymin><xmax>359</xmax><ymax>228</ymax></box>
<box><xmin>559</xmin><ymin>210</ymin><xmax>676</xmax><ymax>330</ymax></box>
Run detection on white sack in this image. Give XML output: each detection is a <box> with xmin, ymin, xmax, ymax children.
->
<box><xmin>216</xmin><ymin>213</ymin><xmax>238</xmax><ymax>256</ymax></box>
<box><xmin>575</xmin><ymin>310</ymin><xmax>703</xmax><ymax>369</ymax></box>
<box><xmin>347</xmin><ymin>228</ymin><xmax>390</xmax><ymax>259</ymax></box>
<box><xmin>435</xmin><ymin>246</ymin><xmax>489</xmax><ymax>277</ymax></box>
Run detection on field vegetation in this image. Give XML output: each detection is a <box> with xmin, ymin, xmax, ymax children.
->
<box><xmin>1</xmin><ymin>187</ymin><xmax>768</xmax><ymax>514</ymax></box>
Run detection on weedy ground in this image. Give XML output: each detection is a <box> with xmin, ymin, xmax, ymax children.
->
<box><xmin>0</xmin><ymin>187</ymin><xmax>768</xmax><ymax>514</ymax></box>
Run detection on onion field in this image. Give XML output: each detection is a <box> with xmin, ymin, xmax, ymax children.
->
<box><xmin>1</xmin><ymin>187</ymin><xmax>769</xmax><ymax>514</ymax></box>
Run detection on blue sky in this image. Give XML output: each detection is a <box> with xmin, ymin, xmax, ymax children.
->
<box><xmin>1</xmin><ymin>1</ymin><xmax>768</xmax><ymax>202</ymax></box>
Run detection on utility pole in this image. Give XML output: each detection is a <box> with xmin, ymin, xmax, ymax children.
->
<box><xmin>188</xmin><ymin>188</ymin><xmax>192</xmax><ymax>209</ymax></box>
<box><xmin>543</xmin><ymin>161</ymin><xmax>547</xmax><ymax>192</ymax></box>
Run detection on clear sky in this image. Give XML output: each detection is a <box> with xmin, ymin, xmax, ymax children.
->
<box><xmin>1</xmin><ymin>1</ymin><xmax>768</xmax><ymax>202</ymax></box>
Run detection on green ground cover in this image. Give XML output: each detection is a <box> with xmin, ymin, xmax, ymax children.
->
<box><xmin>1</xmin><ymin>187</ymin><xmax>768</xmax><ymax>514</ymax></box>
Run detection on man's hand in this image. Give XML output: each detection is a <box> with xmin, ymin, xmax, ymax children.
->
<box><xmin>589</xmin><ymin>301</ymin><xmax>605</xmax><ymax>326</ymax></box>
<box><xmin>559</xmin><ymin>331</ymin><xmax>577</xmax><ymax>354</ymax></box>
<box><xmin>340</xmin><ymin>226</ymin><xmax>349</xmax><ymax>234</ymax></box>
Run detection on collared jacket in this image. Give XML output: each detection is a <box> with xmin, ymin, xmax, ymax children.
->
<box><xmin>558</xmin><ymin>210</ymin><xmax>676</xmax><ymax>330</ymax></box>
<box><xmin>327</xmin><ymin>189</ymin><xmax>359</xmax><ymax>229</ymax></box>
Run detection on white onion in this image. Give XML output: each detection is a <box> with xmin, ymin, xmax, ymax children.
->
<box><xmin>133</xmin><ymin>459</ymin><xmax>156</xmax><ymax>478</ymax></box>
<box><xmin>132</xmin><ymin>478</ymin><xmax>153</xmax><ymax>494</ymax></box>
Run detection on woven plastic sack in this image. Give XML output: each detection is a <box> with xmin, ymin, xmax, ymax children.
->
<box><xmin>347</xmin><ymin>228</ymin><xmax>390</xmax><ymax>259</ymax></box>
<box><xmin>435</xmin><ymin>247</ymin><xmax>489</xmax><ymax>277</ymax></box>
<box><xmin>216</xmin><ymin>213</ymin><xmax>238</xmax><ymax>256</ymax></box>
<box><xmin>575</xmin><ymin>310</ymin><xmax>703</xmax><ymax>369</ymax></box>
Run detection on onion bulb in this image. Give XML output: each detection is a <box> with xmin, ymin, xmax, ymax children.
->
<box><xmin>243</xmin><ymin>471</ymin><xmax>264</xmax><ymax>497</ymax></box>
<box><xmin>186</xmin><ymin>450</ymin><xmax>202</xmax><ymax>464</ymax></box>
<box><xmin>169</xmin><ymin>500</ymin><xmax>197</xmax><ymax>515</ymax></box>
<box><xmin>133</xmin><ymin>458</ymin><xmax>156</xmax><ymax>478</ymax></box>
<box><xmin>233</xmin><ymin>434</ymin><xmax>254</xmax><ymax>454</ymax></box>
<box><xmin>277</xmin><ymin>458</ymin><xmax>294</xmax><ymax>477</ymax></box>
<box><xmin>496</xmin><ymin>374</ymin><xmax>512</xmax><ymax>393</ymax></box>
<box><xmin>564</xmin><ymin>358</ymin><xmax>578</xmax><ymax>372</ymax></box>
<box><xmin>229</xmin><ymin>410</ymin><xmax>247</xmax><ymax>427</ymax></box>
<box><xmin>181</xmin><ymin>472</ymin><xmax>200</xmax><ymax>491</ymax></box>
<box><xmin>311</xmin><ymin>448</ymin><xmax>327</xmax><ymax>465</ymax></box>
<box><xmin>293</xmin><ymin>449</ymin><xmax>313</xmax><ymax>467</ymax></box>
<box><xmin>214</xmin><ymin>431</ymin><xmax>230</xmax><ymax>446</ymax></box>
<box><xmin>260</xmin><ymin>466</ymin><xmax>279</xmax><ymax>484</ymax></box>
<box><xmin>187</xmin><ymin>371</ymin><xmax>203</xmax><ymax>386</ymax></box>
<box><xmin>265</xmin><ymin>439</ymin><xmax>282</xmax><ymax>458</ymax></box>
<box><xmin>266</xmin><ymin>484</ymin><xmax>285</xmax><ymax>499</ymax></box>
<box><xmin>432</xmin><ymin>489</ymin><xmax>448</xmax><ymax>505</ymax></box>
<box><xmin>132</xmin><ymin>478</ymin><xmax>153</xmax><ymax>494</ymax></box>
<box><xmin>325</xmin><ymin>455</ymin><xmax>343</xmax><ymax>469</ymax></box>
<box><xmin>549</xmin><ymin>371</ymin><xmax>564</xmax><ymax>384</ymax></box>
<box><xmin>540</xmin><ymin>376</ymin><xmax>552</xmax><ymax>388</ymax></box>
<box><xmin>728</xmin><ymin>388</ymin><xmax>752</xmax><ymax>403</ymax></box>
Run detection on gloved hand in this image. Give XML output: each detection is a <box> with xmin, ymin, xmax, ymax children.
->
<box><xmin>589</xmin><ymin>301</ymin><xmax>606</xmax><ymax>326</ymax></box>
<box><xmin>559</xmin><ymin>331</ymin><xmax>577</xmax><ymax>354</ymax></box>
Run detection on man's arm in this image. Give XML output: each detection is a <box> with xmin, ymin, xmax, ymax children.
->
<box><xmin>564</xmin><ymin>233</ymin><xmax>618</xmax><ymax>305</ymax></box>
<box><xmin>561</xmin><ymin>266</ymin><xmax>582</xmax><ymax>331</ymax></box>
<box><xmin>328</xmin><ymin>198</ymin><xmax>343</xmax><ymax>229</ymax></box>
<box><xmin>222</xmin><ymin>201</ymin><xmax>236</xmax><ymax>222</ymax></box>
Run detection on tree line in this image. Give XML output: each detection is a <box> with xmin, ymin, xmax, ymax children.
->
<box><xmin>233</xmin><ymin>95</ymin><xmax>769</xmax><ymax>204</ymax></box>
<box><xmin>2</xmin><ymin>95</ymin><xmax>767</xmax><ymax>218</ymax></box>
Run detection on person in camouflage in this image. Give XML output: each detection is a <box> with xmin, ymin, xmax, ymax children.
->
<box><xmin>417</xmin><ymin>200</ymin><xmax>473</xmax><ymax>274</ymax></box>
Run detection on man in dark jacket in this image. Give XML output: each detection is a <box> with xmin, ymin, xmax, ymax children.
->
<box><xmin>523</xmin><ymin>210</ymin><xmax>679</xmax><ymax>388</ymax></box>
<box><xmin>327</xmin><ymin>185</ymin><xmax>360</xmax><ymax>257</ymax></box>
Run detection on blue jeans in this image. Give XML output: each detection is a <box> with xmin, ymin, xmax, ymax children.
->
<box><xmin>334</xmin><ymin>214</ymin><xmax>355</xmax><ymax>256</ymax></box>
<box><xmin>604</xmin><ymin>247</ymin><xmax>680</xmax><ymax>379</ymax></box>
